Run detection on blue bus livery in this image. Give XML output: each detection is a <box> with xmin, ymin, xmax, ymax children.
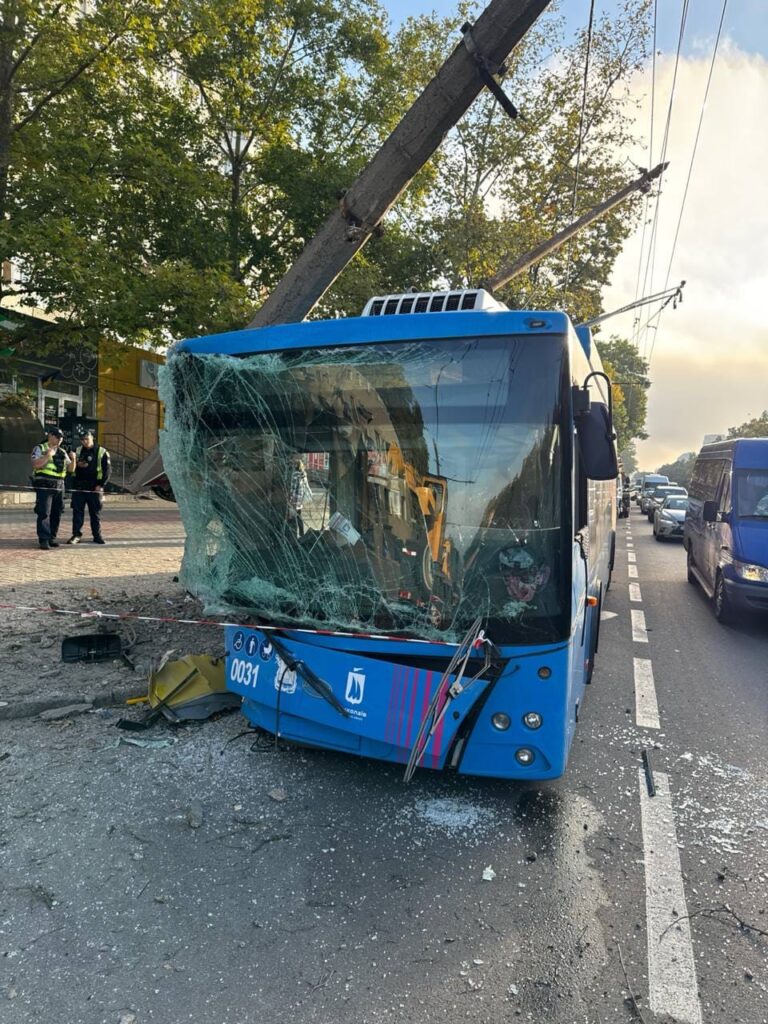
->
<box><xmin>162</xmin><ymin>290</ymin><xmax>618</xmax><ymax>780</ymax></box>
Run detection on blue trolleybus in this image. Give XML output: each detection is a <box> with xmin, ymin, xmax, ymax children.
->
<box><xmin>162</xmin><ymin>289</ymin><xmax>618</xmax><ymax>780</ymax></box>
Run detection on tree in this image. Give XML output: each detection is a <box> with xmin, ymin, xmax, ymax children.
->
<box><xmin>597</xmin><ymin>335</ymin><xmax>650</xmax><ymax>455</ymax></box>
<box><xmin>0</xmin><ymin>0</ymin><xmax>658</xmax><ymax>360</ymax></box>
<box><xmin>377</xmin><ymin>0</ymin><xmax>653</xmax><ymax>324</ymax></box>
<box><xmin>656</xmin><ymin>452</ymin><xmax>695</xmax><ymax>489</ymax></box>
<box><xmin>727</xmin><ymin>411</ymin><xmax>768</xmax><ymax>439</ymax></box>
<box><xmin>0</xmin><ymin>0</ymin><xmax>412</xmax><ymax>355</ymax></box>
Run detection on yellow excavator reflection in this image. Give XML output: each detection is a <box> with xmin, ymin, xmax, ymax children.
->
<box><xmin>386</xmin><ymin>443</ymin><xmax>456</xmax><ymax>593</ymax></box>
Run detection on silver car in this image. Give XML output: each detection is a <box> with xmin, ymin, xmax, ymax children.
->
<box><xmin>653</xmin><ymin>495</ymin><xmax>689</xmax><ymax>540</ymax></box>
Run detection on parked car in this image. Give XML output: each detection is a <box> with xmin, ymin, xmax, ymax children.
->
<box><xmin>684</xmin><ymin>438</ymin><xmax>768</xmax><ymax>622</ymax></box>
<box><xmin>646</xmin><ymin>485</ymin><xmax>687</xmax><ymax>521</ymax></box>
<box><xmin>617</xmin><ymin>474</ymin><xmax>631</xmax><ymax>518</ymax></box>
<box><xmin>653</xmin><ymin>495</ymin><xmax>689</xmax><ymax>540</ymax></box>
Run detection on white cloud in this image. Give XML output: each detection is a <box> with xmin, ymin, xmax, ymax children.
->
<box><xmin>601</xmin><ymin>43</ymin><xmax>768</xmax><ymax>468</ymax></box>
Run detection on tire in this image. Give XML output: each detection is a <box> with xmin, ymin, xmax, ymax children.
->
<box><xmin>713</xmin><ymin>571</ymin><xmax>733</xmax><ymax>624</ymax></box>
<box><xmin>686</xmin><ymin>548</ymin><xmax>696</xmax><ymax>584</ymax></box>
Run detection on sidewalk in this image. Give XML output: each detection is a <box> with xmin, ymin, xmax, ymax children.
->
<box><xmin>0</xmin><ymin>502</ymin><xmax>225</xmax><ymax>719</ymax></box>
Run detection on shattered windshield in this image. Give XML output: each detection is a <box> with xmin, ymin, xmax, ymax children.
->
<box><xmin>161</xmin><ymin>335</ymin><xmax>568</xmax><ymax>645</ymax></box>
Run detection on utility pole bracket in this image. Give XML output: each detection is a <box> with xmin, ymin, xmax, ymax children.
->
<box><xmin>461</xmin><ymin>22</ymin><xmax>519</xmax><ymax>120</ymax></box>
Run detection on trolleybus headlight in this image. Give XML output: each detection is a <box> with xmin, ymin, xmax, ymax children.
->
<box><xmin>515</xmin><ymin>748</ymin><xmax>535</xmax><ymax>766</ymax></box>
<box><xmin>491</xmin><ymin>712</ymin><xmax>511</xmax><ymax>731</ymax></box>
<box><xmin>523</xmin><ymin>712</ymin><xmax>542</xmax><ymax>730</ymax></box>
<box><xmin>537</xmin><ymin>666</ymin><xmax>551</xmax><ymax>680</ymax></box>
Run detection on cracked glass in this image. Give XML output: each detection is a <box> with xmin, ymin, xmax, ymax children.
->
<box><xmin>161</xmin><ymin>334</ymin><xmax>568</xmax><ymax>644</ymax></box>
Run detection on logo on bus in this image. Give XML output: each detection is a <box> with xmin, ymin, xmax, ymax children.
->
<box><xmin>345</xmin><ymin>669</ymin><xmax>365</xmax><ymax>705</ymax></box>
<box><xmin>274</xmin><ymin>656</ymin><xmax>297</xmax><ymax>695</ymax></box>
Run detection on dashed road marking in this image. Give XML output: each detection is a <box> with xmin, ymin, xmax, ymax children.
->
<box><xmin>629</xmin><ymin>582</ymin><xmax>642</xmax><ymax>602</ymax></box>
<box><xmin>628</xmin><ymin>551</ymin><xmax>637</xmax><ymax>563</ymax></box>
<box><xmin>628</xmin><ymin>564</ymin><xmax>639</xmax><ymax>579</ymax></box>
<box><xmin>639</xmin><ymin>770</ymin><xmax>703</xmax><ymax>1024</ymax></box>
<box><xmin>634</xmin><ymin>657</ymin><xmax>660</xmax><ymax>729</ymax></box>
<box><xmin>631</xmin><ymin>609</ymin><xmax>648</xmax><ymax>642</ymax></box>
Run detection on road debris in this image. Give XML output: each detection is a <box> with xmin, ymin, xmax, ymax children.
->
<box><xmin>186</xmin><ymin>800</ymin><xmax>204</xmax><ymax>829</ymax></box>
<box><xmin>39</xmin><ymin>703</ymin><xmax>93</xmax><ymax>720</ymax></box>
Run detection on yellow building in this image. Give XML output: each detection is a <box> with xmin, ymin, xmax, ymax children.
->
<box><xmin>97</xmin><ymin>346</ymin><xmax>165</xmax><ymax>485</ymax></box>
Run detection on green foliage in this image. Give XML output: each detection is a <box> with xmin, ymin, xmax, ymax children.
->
<box><xmin>656</xmin><ymin>453</ymin><xmax>695</xmax><ymax>489</ymax></box>
<box><xmin>597</xmin><ymin>335</ymin><xmax>650</xmax><ymax>453</ymax></box>
<box><xmin>727</xmin><ymin>411</ymin><xmax>768</xmax><ymax>439</ymax></box>
<box><xmin>386</xmin><ymin>0</ymin><xmax>652</xmax><ymax>323</ymax></box>
<box><xmin>1</xmin><ymin>0</ymin><xmax>655</xmax><ymax>360</ymax></box>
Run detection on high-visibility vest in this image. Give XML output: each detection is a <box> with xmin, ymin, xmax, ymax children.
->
<box><xmin>76</xmin><ymin>445</ymin><xmax>108</xmax><ymax>482</ymax></box>
<box><xmin>34</xmin><ymin>443</ymin><xmax>68</xmax><ymax>480</ymax></box>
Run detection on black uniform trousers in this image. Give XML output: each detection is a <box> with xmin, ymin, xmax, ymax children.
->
<box><xmin>72</xmin><ymin>489</ymin><xmax>103</xmax><ymax>540</ymax></box>
<box><xmin>34</xmin><ymin>482</ymin><xmax>65</xmax><ymax>543</ymax></box>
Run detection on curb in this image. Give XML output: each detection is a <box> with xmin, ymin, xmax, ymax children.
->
<box><xmin>0</xmin><ymin>683</ymin><xmax>145</xmax><ymax>722</ymax></box>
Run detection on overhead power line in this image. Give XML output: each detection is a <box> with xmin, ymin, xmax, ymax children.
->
<box><xmin>648</xmin><ymin>0</ymin><xmax>729</xmax><ymax>368</ymax></box>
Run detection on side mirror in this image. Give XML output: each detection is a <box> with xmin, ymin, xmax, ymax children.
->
<box><xmin>702</xmin><ymin>500</ymin><xmax>718</xmax><ymax>523</ymax></box>
<box><xmin>576</xmin><ymin>401</ymin><xmax>619</xmax><ymax>481</ymax></box>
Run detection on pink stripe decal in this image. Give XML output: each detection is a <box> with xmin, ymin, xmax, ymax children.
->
<box><xmin>404</xmin><ymin>667</ymin><xmax>422</xmax><ymax>749</ymax></box>
<box><xmin>384</xmin><ymin>665</ymin><xmax>402</xmax><ymax>745</ymax></box>
<box><xmin>395</xmin><ymin>666</ymin><xmax>411</xmax><ymax>752</ymax></box>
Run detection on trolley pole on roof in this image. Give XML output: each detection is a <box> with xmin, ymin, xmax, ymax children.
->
<box><xmin>247</xmin><ymin>0</ymin><xmax>552</xmax><ymax>330</ymax></box>
<box><xmin>482</xmin><ymin>161</ymin><xmax>668</xmax><ymax>294</ymax></box>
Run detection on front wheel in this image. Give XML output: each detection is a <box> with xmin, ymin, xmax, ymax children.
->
<box><xmin>713</xmin><ymin>571</ymin><xmax>733</xmax><ymax>624</ymax></box>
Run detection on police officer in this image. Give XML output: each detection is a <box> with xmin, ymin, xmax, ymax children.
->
<box><xmin>68</xmin><ymin>430</ymin><xmax>111</xmax><ymax>544</ymax></box>
<box><xmin>31</xmin><ymin>428</ymin><xmax>76</xmax><ymax>550</ymax></box>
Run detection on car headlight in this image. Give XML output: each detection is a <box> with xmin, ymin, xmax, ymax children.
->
<box><xmin>732</xmin><ymin>559</ymin><xmax>768</xmax><ymax>583</ymax></box>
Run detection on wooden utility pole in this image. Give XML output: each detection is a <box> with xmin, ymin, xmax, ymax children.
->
<box><xmin>482</xmin><ymin>162</ymin><xmax>668</xmax><ymax>294</ymax></box>
<box><xmin>247</xmin><ymin>0</ymin><xmax>551</xmax><ymax>329</ymax></box>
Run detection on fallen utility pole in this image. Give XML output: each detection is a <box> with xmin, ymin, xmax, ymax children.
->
<box><xmin>247</xmin><ymin>0</ymin><xmax>551</xmax><ymax>329</ymax></box>
<box><xmin>126</xmin><ymin>0</ymin><xmax>551</xmax><ymax>496</ymax></box>
<box><xmin>482</xmin><ymin>161</ymin><xmax>668</xmax><ymax>294</ymax></box>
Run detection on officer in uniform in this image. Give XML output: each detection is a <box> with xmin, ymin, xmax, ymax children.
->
<box><xmin>31</xmin><ymin>428</ymin><xmax>76</xmax><ymax>550</ymax></box>
<box><xmin>68</xmin><ymin>430</ymin><xmax>111</xmax><ymax>544</ymax></box>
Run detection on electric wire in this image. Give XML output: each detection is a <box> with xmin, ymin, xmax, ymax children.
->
<box><xmin>647</xmin><ymin>0</ymin><xmax>729</xmax><ymax>369</ymax></box>
<box><xmin>637</xmin><ymin>0</ymin><xmax>690</xmax><ymax>363</ymax></box>
<box><xmin>630</xmin><ymin>0</ymin><xmax>657</xmax><ymax>348</ymax></box>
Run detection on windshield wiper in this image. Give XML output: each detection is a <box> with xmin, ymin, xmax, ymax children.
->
<box><xmin>403</xmin><ymin>618</ymin><xmax>502</xmax><ymax>783</ymax></box>
<box><xmin>269</xmin><ymin>634</ymin><xmax>350</xmax><ymax>718</ymax></box>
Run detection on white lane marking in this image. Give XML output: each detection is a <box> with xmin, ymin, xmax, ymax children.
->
<box><xmin>631</xmin><ymin>609</ymin><xmax>648</xmax><ymax>642</ymax></box>
<box><xmin>627</xmin><ymin>542</ymin><xmax>634</xmax><ymax>549</ymax></box>
<box><xmin>600</xmin><ymin>610</ymin><xmax>618</xmax><ymax>621</ymax></box>
<box><xmin>639</xmin><ymin>771</ymin><xmax>702</xmax><ymax>1024</ymax></box>
<box><xmin>634</xmin><ymin>657</ymin><xmax>660</xmax><ymax>729</ymax></box>
<box><xmin>629</xmin><ymin>582</ymin><xmax>642</xmax><ymax>602</ymax></box>
<box><xmin>628</xmin><ymin>564</ymin><xmax>639</xmax><ymax>579</ymax></box>
<box><xmin>628</xmin><ymin>551</ymin><xmax>637</xmax><ymax>563</ymax></box>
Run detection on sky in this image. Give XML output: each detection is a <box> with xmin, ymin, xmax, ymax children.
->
<box><xmin>382</xmin><ymin>0</ymin><xmax>768</xmax><ymax>470</ymax></box>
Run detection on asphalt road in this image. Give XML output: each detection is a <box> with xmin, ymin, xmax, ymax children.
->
<box><xmin>0</xmin><ymin>505</ymin><xmax>766</xmax><ymax>1024</ymax></box>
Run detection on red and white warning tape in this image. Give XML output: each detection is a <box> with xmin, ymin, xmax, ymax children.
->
<box><xmin>0</xmin><ymin>483</ymin><xmax>140</xmax><ymax>498</ymax></box>
<box><xmin>0</xmin><ymin>601</ymin><xmax>452</xmax><ymax>645</ymax></box>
